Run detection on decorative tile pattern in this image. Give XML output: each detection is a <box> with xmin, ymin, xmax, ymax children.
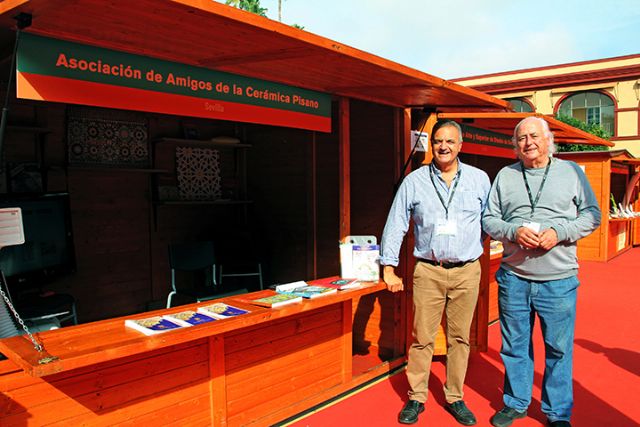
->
<box><xmin>67</xmin><ymin>117</ymin><xmax>149</xmax><ymax>167</ymax></box>
<box><xmin>176</xmin><ymin>146</ymin><xmax>222</xmax><ymax>200</ymax></box>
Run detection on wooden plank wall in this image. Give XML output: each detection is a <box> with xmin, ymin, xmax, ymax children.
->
<box><xmin>348</xmin><ymin>100</ymin><xmax>399</xmax><ymax>360</ymax></box>
<box><xmin>314</xmin><ymin>102</ymin><xmax>341</xmax><ymax>278</ymax></box>
<box><xmin>225</xmin><ymin>305</ymin><xmax>345</xmax><ymax>426</ymax></box>
<box><xmin>0</xmin><ymin>301</ymin><xmax>353</xmax><ymax>426</ymax></box>
<box><xmin>244</xmin><ymin>125</ymin><xmax>313</xmax><ymax>283</ymax></box>
<box><xmin>581</xmin><ymin>159</ymin><xmax>608</xmax><ymax>261</ymax></box>
<box><xmin>488</xmin><ymin>255</ymin><xmax>501</xmax><ymax>324</ymax></box>
<box><xmin>68</xmin><ymin>170</ymin><xmax>152</xmax><ymax>319</ymax></box>
<box><xmin>0</xmin><ymin>340</ymin><xmax>212</xmax><ymax>426</ymax></box>
<box><xmin>556</xmin><ymin>154</ymin><xmax>608</xmax><ymax>261</ymax></box>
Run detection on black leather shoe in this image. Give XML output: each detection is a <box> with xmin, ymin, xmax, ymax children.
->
<box><xmin>548</xmin><ymin>421</ymin><xmax>571</xmax><ymax>427</ymax></box>
<box><xmin>398</xmin><ymin>400</ymin><xmax>424</xmax><ymax>424</ymax></box>
<box><xmin>490</xmin><ymin>406</ymin><xmax>527</xmax><ymax>427</ymax></box>
<box><xmin>446</xmin><ymin>400</ymin><xmax>477</xmax><ymax>425</ymax></box>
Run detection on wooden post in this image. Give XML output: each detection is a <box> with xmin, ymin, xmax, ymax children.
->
<box><xmin>210</xmin><ymin>336</ymin><xmax>227</xmax><ymax>426</ymax></box>
<box><xmin>396</xmin><ymin>107</ymin><xmax>412</xmax><ymax>357</ymax></box>
<box><xmin>307</xmin><ymin>131</ymin><xmax>318</xmax><ymax>278</ymax></box>
<box><xmin>339</xmin><ymin>97</ymin><xmax>350</xmax><ymax>240</ymax></box>
<box><xmin>474</xmin><ymin>236</ymin><xmax>491</xmax><ymax>352</ymax></box>
<box><xmin>421</xmin><ymin>112</ymin><xmax>438</xmax><ymax>165</ymax></box>
<box><xmin>341</xmin><ymin>300</ymin><xmax>353</xmax><ymax>383</ymax></box>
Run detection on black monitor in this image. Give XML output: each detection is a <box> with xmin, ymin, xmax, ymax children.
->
<box><xmin>0</xmin><ymin>193</ymin><xmax>76</xmax><ymax>293</ymax></box>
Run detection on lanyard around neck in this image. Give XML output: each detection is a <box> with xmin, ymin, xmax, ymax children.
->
<box><xmin>521</xmin><ymin>159</ymin><xmax>551</xmax><ymax>216</ymax></box>
<box><xmin>429</xmin><ymin>163</ymin><xmax>461</xmax><ymax>220</ymax></box>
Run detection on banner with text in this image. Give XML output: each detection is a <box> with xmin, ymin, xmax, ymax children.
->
<box><xmin>17</xmin><ymin>33</ymin><xmax>331</xmax><ymax>132</ymax></box>
<box><xmin>461</xmin><ymin>124</ymin><xmax>515</xmax><ymax>159</ymax></box>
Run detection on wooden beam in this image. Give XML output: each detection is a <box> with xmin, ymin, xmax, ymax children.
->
<box><xmin>307</xmin><ymin>131</ymin><xmax>318</xmax><ymax>279</ymax></box>
<box><xmin>421</xmin><ymin>112</ymin><xmax>438</xmax><ymax>164</ymax></box>
<box><xmin>199</xmin><ymin>47</ymin><xmax>314</xmax><ymax>67</ymax></box>
<box><xmin>339</xmin><ymin>97</ymin><xmax>350</xmax><ymax>240</ymax></box>
<box><xmin>210</xmin><ymin>336</ymin><xmax>226</xmax><ymax>427</ymax></box>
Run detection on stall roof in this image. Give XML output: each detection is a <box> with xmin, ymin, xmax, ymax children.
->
<box><xmin>0</xmin><ymin>0</ymin><xmax>509</xmax><ymax>111</ymax></box>
<box><xmin>437</xmin><ymin>112</ymin><xmax>615</xmax><ymax>147</ymax></box>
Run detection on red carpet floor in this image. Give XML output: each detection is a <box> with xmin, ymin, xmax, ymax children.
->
<box><xmin>288</xmin><ymin>248</ymin><xmax>640</xmax><ymax>427</ymax></box>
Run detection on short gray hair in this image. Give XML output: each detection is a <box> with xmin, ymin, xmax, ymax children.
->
<box><xmin>432</xmin><ymin>120</ymin><xmax>463</xmax><ymax>143</ymax></box>
<box><xmin>512</xmin><ymin>116</ymin><xmax>556</xmax><ymax>155</ymax></box>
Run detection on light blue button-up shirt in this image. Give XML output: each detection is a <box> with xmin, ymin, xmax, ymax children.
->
<box><xmin>380</xmin><ymin>161</ymin><xmax>490</xmax><ymax>266</ymax></box>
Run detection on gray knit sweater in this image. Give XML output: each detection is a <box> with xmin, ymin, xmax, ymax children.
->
<box><xmin>482</xmin><ymin>158</ymin><xmax>601</xmax><ymax>281</ymax></box>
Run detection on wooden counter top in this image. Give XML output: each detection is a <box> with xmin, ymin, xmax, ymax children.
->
<box><xmin>609</xmin><ymin>217</ymin><xmax>635</xmax><ymax>222</ymax></box>
<box><xmin>0</xmin><ymin>281</ymin><xmax>387</xmax><ymax>377</ymax></box>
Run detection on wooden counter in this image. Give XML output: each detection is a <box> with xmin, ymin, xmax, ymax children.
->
<box><xmin>0</xmin><ymin>281</ymin><xmax>401</xmax><ymax>426</ymax></box>
<box><xmin>488</xmin><ymin>251</ymin><xmax>503</xmax><ymax>324</ymax></box>
<box><xmin>633</xmin><ymin>217</ymin><xmax>640</xmax><ymax>246</ymax></box>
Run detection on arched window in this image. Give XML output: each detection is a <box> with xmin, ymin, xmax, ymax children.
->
<box><xmin>557</xmin><ymin>91</ymin><xmax>614</xmax><ymax>135</ymax></box>
<box><xmin>505</xmin><ymin>98</ymin><xmax>534</xmax><ymax>112</ymax></box>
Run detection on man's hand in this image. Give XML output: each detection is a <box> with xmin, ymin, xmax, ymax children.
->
<box><xmin>538</xmin><ymin>228</ymin><xmax>558</xmax><ymax>250</ymax></box>
<box><xmin>383</xmin><ymin>266</ymin><xmax>404</xmax><ymax>292</ymax></box>
<box><xmin>515</xmin><ymin>226</ymin><xmax>540</xmax><ymax>249</ymax></box>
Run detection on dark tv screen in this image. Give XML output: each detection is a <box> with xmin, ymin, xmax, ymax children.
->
<box><xmin>0</xmin><ymin>193</ymin><xmax>76</xmax><ymax>289</ymax></box>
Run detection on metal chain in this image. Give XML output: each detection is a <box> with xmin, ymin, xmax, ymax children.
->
<box><xmin>0</xmin><ymin>283</ymin><xmax>43</xmax><ymax>352</ymax></box>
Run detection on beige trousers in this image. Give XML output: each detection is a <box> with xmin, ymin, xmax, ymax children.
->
<box><xmin>406</xmin><ymin>259</ymin><xmax>480</xmax><ymax>404</ymax></box>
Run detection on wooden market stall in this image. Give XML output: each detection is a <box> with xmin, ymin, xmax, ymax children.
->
<box><xmin>555</xmin><ymin>150</ymin><xmax>639</xmax><ymax>261</ymax></box>
<box><xmin>0</xmin><ymin>1</ymin><xmax>512</xmax><ymax>426</ymax></box>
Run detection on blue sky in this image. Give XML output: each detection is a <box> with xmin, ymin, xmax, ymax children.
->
<box><xmin>217</xmin><ymin>0</ymin><xmax>640</xmax><ymax>79</ymax></box>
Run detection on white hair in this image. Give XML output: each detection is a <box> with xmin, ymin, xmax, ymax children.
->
<box><xmin>512</xmin><ymin>116</ymin><xmax>556</xmax><ymax>155</ymax></box>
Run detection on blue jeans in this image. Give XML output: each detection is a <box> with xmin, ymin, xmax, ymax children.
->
<box><xmin>496</xmin><ymin>267</ymin><xmax>579</xmax><ymax>422</ymax></box>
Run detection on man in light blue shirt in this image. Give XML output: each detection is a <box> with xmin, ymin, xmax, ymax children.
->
<box><xmin>381</xmin><ymin>120</ymin><xmax>490</xmax><ymax>426</ymax></box>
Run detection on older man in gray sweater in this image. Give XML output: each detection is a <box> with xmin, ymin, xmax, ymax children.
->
<box><xmin>482</xmin><ymin>117</ymin><xmax>601</xmax><ymax>427</ymax></box>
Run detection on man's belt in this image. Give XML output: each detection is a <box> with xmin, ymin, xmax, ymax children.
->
<box><xmin>417</xmin><ymin>258</ymin><xmax>477</xmax><ymax>269</ymax></box>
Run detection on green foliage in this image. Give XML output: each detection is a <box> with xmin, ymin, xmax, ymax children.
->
<box><xmin>555</xmin><ymin>115</ymin><xmax>611</xmax><ymax>152</ymax></box>
<box><xmin>225</xmin><ymin>0</ymin><xmax>304</xmax><ymax>28</ymax></box>
<box><xmin>225</xmin><ymin>0</ymin><xmax>268</xmax><ymax>17</ymax></box>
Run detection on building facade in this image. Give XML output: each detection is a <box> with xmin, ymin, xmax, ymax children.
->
<box><xmin>452</xmin><ymin>54</ymin><xmax>640</xmax><ymax>156</ymax></box>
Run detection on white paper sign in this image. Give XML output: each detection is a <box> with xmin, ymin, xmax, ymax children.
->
<box><xmin>0</xmin><ymin>208</ymin><xmax>25</xmax><ymax>248</ymax></box>
<box><xmin>411</xmin><ymin>130</ymin><xmax>429</xmax><ymax>152</ymax></box>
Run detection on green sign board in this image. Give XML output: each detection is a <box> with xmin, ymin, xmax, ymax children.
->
<box><xmin>17</xmin><ymin>33</ymin><xmax>331</xmax><ymax>132</ymax></box>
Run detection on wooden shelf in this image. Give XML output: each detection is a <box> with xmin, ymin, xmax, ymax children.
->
<box><xmin>68</xmin><ymin>166</ymin><xmax>169</xmax><ymax>173</ymax></box>
<box><xmin>154</xmin><ymin>199</ymin><xmax>253</xmax><ymax>206</ymax></box>
<box><xmin>609</xmin><ymin>217</ymin><xmax>635</xmax><ymax>222</ymax></box>
<box><xmin>154</xmin><ymin>137</ymin><xmax>252</xmax><ymax>148</ymax></box>
<box><xmin>7</xmin><ymin>125</ymin><xmax>51</xmax><ymax>134</ymax></box>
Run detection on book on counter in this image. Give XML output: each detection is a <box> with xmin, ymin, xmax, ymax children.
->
<box><xmin>275</xmin><ymin>280</ymin><xmax>338</xmax><ymax>298</ymax></box>
<box><xmin>197</xmin><ymin>302</ymin><xmax>249</xmax><ymax>319</ymax></box>
<box><xmin>311</xmin><ymin>277</ymin><xmax>361</xmax><ymax>290</ymax></box>
<box><xmin>247</xmin><ymin>292</ymin><xmax>303</xmax><ymax>308</ymax></box>
<box><xmin>125</xmin><ymin>316</ymin><xmax>184</xmax><ymax>335</ymax></box>
<box><xmin>352</xmin><ymin>244</ymin><xmax>380</xmax><ymax>282</ymax></box>
<box><xmin>163</xmin><ymin>310</ymin><xmax>217</xmax><ymax>327</ymax></box>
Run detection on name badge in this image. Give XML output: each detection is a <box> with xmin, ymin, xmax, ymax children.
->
<box><xmin>436</xmin><ymin>220</ymin><xmax>457</xmax><ymax>236</ymax></box>
<box><xmin>523</xmin><ymin>221</ymin><xmax>541</xmax><ymax>233</ymax></box>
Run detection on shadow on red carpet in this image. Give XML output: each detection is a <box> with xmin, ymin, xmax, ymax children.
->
<box><xmin>288</xmin><ymin>248</ymin><xmax>640</xmax><ymax>427</ymax></box>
